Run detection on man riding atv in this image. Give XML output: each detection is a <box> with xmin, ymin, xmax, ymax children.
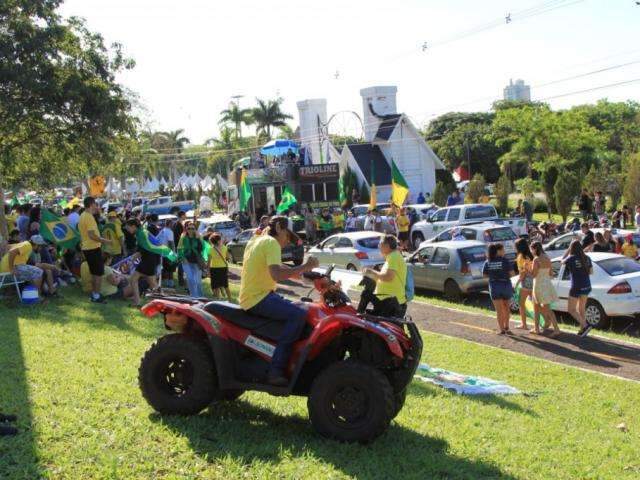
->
<box><xmin>239</xmin><ymin>216</ymin><xmax>319</xmax><ymax>386</ymax></box>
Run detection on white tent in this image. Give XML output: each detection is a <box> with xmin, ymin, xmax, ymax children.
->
<box><xmin>148</xmin><ymin>177</ymin><xmax>159</xmax><ymax>192</ymax></box>
<box><xmin>126</xmin><ymin>181</ymin><xmax>140</xmax><ymax>194</ymax></box>
<box><xmin>160</xmin><ymin>177</ymin><xmax>168</xmax><ymax>187</ymax></box>
<box><xmin>216</xmin><ymin>174</ymin><xmax>229</xmax><ymax>189</ymax></box>
<box><xmin>193</xmin><ymin>173</ymin><xmax>202</xmax><ymax>187</ymax></box>
<box><xmin>201</xmin><ymin>175</ymin><xmax>214</xmax><ymax>190</ymax></box>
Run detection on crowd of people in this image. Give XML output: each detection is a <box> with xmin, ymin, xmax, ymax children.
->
<box><xmin>0</xmin><ymin>197</ymin><xmax>234</xmax><ymax>306</ymax></box>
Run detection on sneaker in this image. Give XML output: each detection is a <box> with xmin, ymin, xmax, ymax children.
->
<box><xmin>579</xmin><ymin>325</ymin><xmax>593</xmax><ymax>338</ymax></box>
<box><xmin>91</xmin><ymin>295</ymin><xmax>106</xmax><ymax>304</ymax></box>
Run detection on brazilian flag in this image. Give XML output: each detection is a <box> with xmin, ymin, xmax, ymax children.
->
<box><xmin>136</xmin><ymin>229</ymin><xmax>178</xmax><ymax>263</ymax></box>
<box><xmin>276</xmin><ymin>186</ymin><xmax>297</xmax><ymax>214</ymax></box>
<box><xmin>40</xmin><ymin>209</ymin><xmax>80</xmax><ymax>249</ymax></box>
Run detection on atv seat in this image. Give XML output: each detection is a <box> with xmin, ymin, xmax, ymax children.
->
<box><xmin>203</xmin><ymin>301</ymin><xmax>287</xmax><ymax>341</ymax></box>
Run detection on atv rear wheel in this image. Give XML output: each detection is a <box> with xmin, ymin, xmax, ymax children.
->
<box><xmin>139</xmin><ymin>334</ymin><xmax>217</xmax><ymax>415</ymax></box>
<box><xmin>308</xmin><ymin>360</ymin><xmax>394</xmax><ymax>443</ymax></box>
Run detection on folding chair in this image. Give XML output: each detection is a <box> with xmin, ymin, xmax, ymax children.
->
<box><xmin>0</xmin><ymin>272</ymin><xmax>23</xmax><ymax>301</ymax></box>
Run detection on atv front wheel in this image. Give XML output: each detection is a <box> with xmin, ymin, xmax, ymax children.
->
<box><xmin>138</xmin><ymin>334</ymin><xmax>217</xmax><ymax>415</ymax></box>
<box><xmin>308</xmin><ymin>360</ymin><xmax>394</xmax><ymax>443</ymax></box>
<box><xmin>391</xmin><ymin>388</ymin><xmax>407</xmax><ymax>419</ymax></box>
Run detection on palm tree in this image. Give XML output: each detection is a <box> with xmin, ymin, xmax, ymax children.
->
<box><xmin>251</xmin><ymin>97</ymin><xmax>293</xmax><ymax>140</ymax></box>
<box><xmin>218</xmin><ymin>103</ymin><xmax>253</xmax><ymax>140</ymax></box>
<box><xmin>205</xmin><ymin>126</ymin><xmax>238</xmax><ymax>176</ymax></box>
<box><xmin>161</xmin><ymin>129</ymin><xmax>190</xmax><ymax>182</ymax></box>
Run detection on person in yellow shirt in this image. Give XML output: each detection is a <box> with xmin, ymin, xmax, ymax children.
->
<box><xmin>239</xmin><ymin>216</ymin><xmax>318</xmax><ymax>386</ymax></box>
<box><xmin>78</xmin><ymin>197</ymin><xmax>112</xmax><ymax>303</ymax></box>
<box><xmin>332</xmin><ymin>209</ymin><xmax>345</xmax><ymax>232</ymax></box>
<box><xmin>396</xmin><ymin>208</ymin><xmax>410</xmax><ymax>250</ymax></box>
<box><xmin>0</xmin><ymin>235</ymin><xmax>56</xmax><ymax>295</ymax></box>
<box><xmin>208</xmin><ymin>233</ymin><xmax>231</xmax><ymax>301</ymax></box>
<box><xmin>359</xmin><ymin>234</ymin><xmax>407</xmax><ymax>317</ymax></box>
<box><xmin>80</xmin><ymin>253</ymin><xmax>133</xmax><ymax>299</ymax></box>
<box><xmin>102</xmin><ymin>211</ymin><xmax>125</xmax><ymax>261</ymax></box>
<box><xmin>621</xmin><ymin>234</ymin><xmax>638</xmax><ymax>259</ymax></box>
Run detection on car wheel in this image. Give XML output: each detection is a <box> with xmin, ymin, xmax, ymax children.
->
<box><xmin>308</xmin><ymin>360</ymin><xmax>394</xmax><ymax>443</ymax></box>
<box><xmin>585</xmin><ymin>300</ymin><xmax>609</xmax><ymax>329</ymax></box>
<box><xmin>138</xmin><ymin>334</ymin><xmax>217</xmax><ymax>415</ymax></box>
<box><xmin>346</xmin><ymin>264</ymin><xmax>358</xmax><ymax>271</ymax></box>
<box><xmin>443</xmin><ymin>279</ymin><xmax>462</xmax><ymax>302</ymax></box>
<box><xmin>412</xmin><ymin>233</ymin><xmax>424</xmax><ymax>249</ymax></box>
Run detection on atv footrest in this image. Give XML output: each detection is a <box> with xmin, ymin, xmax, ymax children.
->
<box><xmin>228</xmin><ymin>381</ymin><xmax>291</xmax><ymax>396</ymax></box>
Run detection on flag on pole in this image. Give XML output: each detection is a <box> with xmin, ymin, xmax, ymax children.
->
<box><xmin>136</xmin><ymin>228</ymin><xmax>178</xmax><ymax>262</ymax></box>
<box><xmin>369</xmin><ymin>159</ymin><xmax>377</xmax><ymax>210</ymax></box>
<box><xmin>338</xmin><ymin>174</ymin><xmax>346</xmax><ymax>206</ymax></box>
<box><xmin>391</xmin><ymin>159</ymin><xmax>409</xmax><ymax>207</ymax></box>
<box><xmin>239</xmin><ymin>169</ymin><xmax>251</xmax><ymax>211</ymax></box>
<box><xmin>276</xmin><ymin>186</ymin><xmax>297</xmax><ymax>214</ymax></box>
<box><xmin>40</xmin><ymin>209</ymin><xmax>80</xmax><ymax>249</ymax></box>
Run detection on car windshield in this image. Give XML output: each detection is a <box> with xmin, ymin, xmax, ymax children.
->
<box><xmin>597</xmin><ymin>257</ymin><xmax>640</xmax><ymax>276</ymax></box>
<box><xmin>209</xmin><ymin>221</ymin><xmax>237</xmax><ymax>230</ymax></box>
<box><xmin>459</xmin><ymin>246</ymin><xmax>487</xmax><ymax>263</ymax></box>
<box><xmin>464</xmin><ymin>205</ymin><xmax>497</xmax><ymax>220</ymax></box>
<box><xmin>357</xmin><ymin>237</ymin><xmax>381</xmax><ymax>249</ymax></box>
<box><xmin>487</xmin><ymin>228</ymin><xmax>516</xmax><ymax>241</ymax></box>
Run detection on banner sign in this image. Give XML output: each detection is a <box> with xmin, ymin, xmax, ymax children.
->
<box><xmin>297</xmin><ymin>163</ymin><xmax>339</xmax><ymax>182</ymax></box>
<box><xmin>247</xmin><ymin>166</ymin><xmax>287</xmax><ymax>184</ymax></box>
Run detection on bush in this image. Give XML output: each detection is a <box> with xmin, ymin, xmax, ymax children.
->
<box><xmin>514</xmin><ymin>177</ymin><xmax>537</xmax><ymax>200</ymax></box>
<box><xmin>533</xmin><ymin>198</ymin><xmax>548</xmax><ymax>213</ymax></box>
<box><xmin>433</xmin><ymin>181</ymin><xmax>448</xmax><ymax>206</ymax></box>
<box><xmin>494</xmin><ymin>174</ymin><xmax>510</xmax><ymax>215</ymax></box>
<box><xmin>466</xmin><ymin>173</ymin><xmax>486</xmax><ymax>203</ymax></box>
<box><xmin>554</xmin><ymin>173</ymin><xmax>580</xmax><ymax>223</ymax></box>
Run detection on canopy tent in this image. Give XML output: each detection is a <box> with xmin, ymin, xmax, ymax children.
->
<box><xmin>201</xmin><ymin>175</ymin><xmax>214</xmax><ymax>190</ymax></box>
<box><xmin>160</xmin><ymin>177</ymin><xmax>168</xmax><ymax>187</ymax></box>
<box><xmin>126</xmin><ymin>181</ymin><xmax>140</xmax><ymax>194</ymax></box>
<box><xmin>259</xmin><ymin>139</ymin><xmax>299</xmax><ymax>156</ymax></box>
<box><xmin>216</xmin><ymin>174</ymin><xmax>228</xmax><ymax>189</ymax></box>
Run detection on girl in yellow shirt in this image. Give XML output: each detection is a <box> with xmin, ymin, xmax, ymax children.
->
<box><xmin>208</xmin><ymin>233</ymin><xmax>231</xmax><ymax>301</ymax></box>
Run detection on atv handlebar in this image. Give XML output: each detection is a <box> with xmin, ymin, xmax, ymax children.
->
<box><xmin>302</xmin><ymin>265</ymin><xmax>335</xmax><ymax>281</ymax></box>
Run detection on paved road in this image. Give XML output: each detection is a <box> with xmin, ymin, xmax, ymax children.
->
<box><xmin>228</xmin><ymin>267</ymin><xmax>640</xmax><ymax>382</ymax></box>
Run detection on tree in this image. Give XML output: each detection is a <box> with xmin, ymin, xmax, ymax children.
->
<box><xmin>251</xmin><ymin>98</ymin><xmax>293</xmax><ymax>140</ymax></box>
<box><xmin>466</xmin><ymin>174</ymin><xmax>486</xmax><ymax>203</ymax></box>
<box><xmin>433</xmin><ymin>182</ymin><xmax>448</xmax><ymax>207</ymax></box>
<box><xmin>218</xmin><ymin>103</ymin><xmax>253</xmax><ymax>140</ymax></box>
<box><xmin>554</xmin><ymin>172</ymin><xmax>580</xmax><ymax>223</ymax></box>
<box><xmin>623</xmin><ymin>153</ymin><xmax>640</xmax><ymax>209</ymax></box>
<box><xmin>0</xmin><ymin>1</ymin><xmax>136</xmax><ymax>235</ymax></box>
<box><xmin>494</xmin><ymin>174</ymin><xmax>511</xmax><ymax>215</ymax></box>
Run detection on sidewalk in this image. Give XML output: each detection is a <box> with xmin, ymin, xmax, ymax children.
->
<box><xmin>229</xmin><ymin>267</ymin><xmax>640</xmax><ymax>382</ymax></box>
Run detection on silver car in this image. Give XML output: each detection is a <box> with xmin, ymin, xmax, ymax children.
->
<box><xmin>424</xmin><ymin>222</ymin><xmax>518</xmax><ymax>260</ymax></box>
<box><xmin>408</xmin><ymin>240</ymin><xmax>488</xmax><ymax>300</ymax></box>
<box><xmin>308</xmin><ymin>232</ymin><xmax>386</xmax><ymax>271</ymax></box>
<box><xmin>197</xmin><ymin>215</ymin><xmax>241</xmax><ymax>243</ymax></box>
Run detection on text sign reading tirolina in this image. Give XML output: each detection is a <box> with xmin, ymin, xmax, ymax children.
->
<box><xmin>297</xmin><ymin>163</ymin><xmax>339</xmax><ymax>182</ymax></box>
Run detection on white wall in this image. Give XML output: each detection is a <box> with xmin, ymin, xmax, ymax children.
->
<box><xmin>360</xmin><ymin>86</ymin><xmax>397</xmax><ymax>142</ymax></box>
<box><xmin>297</xmin><ymin>98</ymin><xmax>327</xmax><ymax>164</ymax></box>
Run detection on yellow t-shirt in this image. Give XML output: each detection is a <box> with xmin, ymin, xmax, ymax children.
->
<box><xmin>374</xmin><ymin>250</ymin><xmax>407</xmax><ymax>304</ymax></box>
<box><xmin>0</xmin><ymin>241</ymin><xmax>33</xmax><ymax>272</ymax></box>
<box><xmin>102</xmin><ymin>222</ymin><xmax>123</xmax><ymax>256</ymax></box>
<box><xmin>209</xmin><ymin>244</ymin><xmax>228</xmax><ymax>269</ymax></box>
<box><xmin>516</xmin><ymin>254</ymin><xmax>532</xmax><ymax>276</ymax></box>
<box><xmin>80</xmin><ymin>262</ymin><xmax>118</xmax><ymax>296</ymax></box>
<box><xmin>621</xmin><ymin>243</ymin><xmax>638</xmax><ymax>259</ymax></box>
<box><xmin>78</xmin><ymin>211</ymin><xmax>101</xmax><ymax>250</ymax></box>
<box><xmin>397</xmin><ymin>215</ymin><xmax>410</xmax><ymax>232</ymax></box>
<box><xmin>333</xmin><ymin>213</ymin><xmax>344</xmax><ymax>229</ymax></box>
<box><xmin>238</xmin><ymin>235</ymin><xmax>281</xmax><ymax>310</ymax></box>
<box><xmin>5</xmin><ymin>214</ymin><xmax>17</xmax><ymax>231</ymax></box>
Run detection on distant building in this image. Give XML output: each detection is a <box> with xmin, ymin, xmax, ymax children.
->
<box><xmin>503</xmin><ymin>79</ymin><xmax>531</xmax><ymax>102</ymax></box>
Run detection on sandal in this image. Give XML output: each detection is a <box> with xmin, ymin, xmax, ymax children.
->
<box><xmin>529</xmin><ymin>329</ymin><xmax>541</xmax><ymax>335</ymax></box>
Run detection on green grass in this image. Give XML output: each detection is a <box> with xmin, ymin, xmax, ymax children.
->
<box><xmin>1</xmin><ymin>288</ymin><xmax>639</xmax><ymax>479</ymax></box>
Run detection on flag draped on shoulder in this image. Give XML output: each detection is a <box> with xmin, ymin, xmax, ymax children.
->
<box><xmin>40</xmin><ymin>209</ymin><xmax>80</xmax><ymax>249</ymax></box>
<box><xmin>177</xmin><ymin>235</ymin><xmax>211</xmax><ymax>263</ymax></box>
<box><xmin>239</xmin><ymin>169</ymin><xmax>251</xmax><ymax>211</ymax></box>
<box><xmin>136</xmin><ymin>228</ymin><xmax>178</xmax><ymax>262</ymax></box>
<box><xmin>391</xmin><ymin>159</ymin><xmax>409</xmax><ymax>207</ymax></box>
<box><xmin>276</xmin><ymin>186</ymin><xmax>297</xmax><ymax>214</ymax></box>
<box><xmin>369</xmin><ymin>159</ymin><xmax>377</xmax><ymax>210</ymax></box>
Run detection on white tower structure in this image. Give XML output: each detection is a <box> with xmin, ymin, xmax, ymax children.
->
<box><xmin>296</xmin><ymin>98</ymin><xmax>327</xmax><ymax>165</ymax></box>
<box><xmin>360</xmin><ymin>86</ymin><xmax>398</xmax><ymax>142</ymax></box>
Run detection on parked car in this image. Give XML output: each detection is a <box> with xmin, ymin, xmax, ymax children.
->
<box><xmin>410</xmin><ymin>203</ymin><xmax>527</xmax><ymax>249</ymax></box>
<box><xmin>408</xmin><ymin>240</ymin><xmax>488</xmax><ymax>300</ymax></box>
<box><xmin>422</xmin><ymin>222</ymin><xmax>518</xmax><ymax>260</ymax></box>
<box><xmin>543</xmin><ymin>228</ymin><xmax>640</xmax><ymax>258</ymax></box>
<box><xmin>510</xmin><ymin>252</ymin><xmax>640</xmax><ymax>328</ymax></box>
<box><xmin>308</xmin><ymin>232</ymin><xmax>386</xmax><ymax>271</ymax></box>
<box><xmin>405</xmin><ymin>203</ymin><xmax>439</xmax><ymax>222</ymax></box>
<box><xmin>197</xmin><ymin>215</ymin><xmax>241</xmax><ymax>243</ymax></box>
<box><xmin>227</xmin><ymin>228</ymin><xmax>304</xmax><ymax>265</ymax></box>
<box><xmin>134</xmin><ymin>196</ymin><xmax>195</xmax><ymax>215</ymax></box>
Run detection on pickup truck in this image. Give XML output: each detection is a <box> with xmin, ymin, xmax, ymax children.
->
<box><xmin>134</xmin><ymin>196</ymin><xmax>195</xmax><ymax>216</ymax></box>
<box><xmin>409</xmin><ymin>203</ymin><xmax>528</xmax><ymax>249</ymax></box>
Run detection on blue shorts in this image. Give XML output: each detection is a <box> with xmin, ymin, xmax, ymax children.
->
<box><xmin>569</xmin><ymin>286</ymin><xmax>591</xmax><ymax>298</ymax></box>
<box><xmin>489</xmin><ymin>281</ymin><xmax>514</xmax><ymax>301</ymax></box>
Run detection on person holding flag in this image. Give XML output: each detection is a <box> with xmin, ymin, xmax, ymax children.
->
<box><xmin>124</xmin><ymin>218</ymin><xmax>178</xmax><ymax>307</ymax></box>
<box><xmin>391</xmin><ymin>159</ymin><xmax>410</xmax><ymax>208</ymax></box>
<box><xmin>276</xmin><ymin>186</ymin><xmax>297</xmax><ymax>214</ymax></box>
<box><xmin>177</xmin><ymin>221</ymin><xmax>210</xmax><ymax>298</ymax></box>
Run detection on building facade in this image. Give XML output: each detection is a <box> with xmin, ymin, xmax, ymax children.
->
<box><xmin>503</xmin><ymin>79</ymin><xmax>531</xmax><ymax>102</ymax></box>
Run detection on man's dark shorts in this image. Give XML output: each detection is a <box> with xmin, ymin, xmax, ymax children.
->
<box><xmin>83</xmin><ymin>248</ymin><xmax>104</xmax><ymax>276</ymax></box>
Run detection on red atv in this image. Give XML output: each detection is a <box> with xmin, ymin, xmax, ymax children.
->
<box><xmin>138</xmin><ymin>267</ymin><xmax>422</xmax><ymax>443</ymax></box>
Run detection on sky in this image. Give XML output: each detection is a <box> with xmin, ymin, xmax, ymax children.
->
<box><xmin>60</xmin><ymin>0</ymin><xmax>640</xmax><ymax>144</ymax></box>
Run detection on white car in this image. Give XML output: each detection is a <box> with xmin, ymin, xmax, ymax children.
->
<box><xmin>308</xmin><ymin>232</ymin><xmax>386</xmax><ymax>271</ymax></box>
<box><xmin>421</xmin><ymin>222</ymin><xmax>518</xmax><ymax>260</ymax></box>
<box><xmin>511</xmin><ymin>252</ymin><xmax>640</xmax><ymax>328</ymax></box>
<box><xmin>197</xmin><ymin>215</ymin><xmax>241</xmax><ymax>243</ymax></box>
<box><xmin>543</xmin><ymin>228</ymin><xmax>640</xmax><ymax>258</ymax></box>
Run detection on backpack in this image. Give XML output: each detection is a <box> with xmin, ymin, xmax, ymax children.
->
<box><xmin>405</xmin><ymin>266</ymin><xmax>415</xmax><ymax>302</ymax></box>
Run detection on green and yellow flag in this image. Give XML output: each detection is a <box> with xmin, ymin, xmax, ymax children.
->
<box><xmin>369</xmin><ymin>159</ymin><xmax>377</xmax><ymax>210</ymax></box>
<box><xmin>239</xmin><ymin>168</ymin><xmax>251</xmax><ymax>211</ymax></box>
<box><xmin>136</xmin><ymin>228</ymin><xmax>178</xmax><ymax>263</ymax></box>
<box><xmin>40</xmin><ymin>209</ymin><xmax>80</xmax><ymax>249</ymax></box>
<box><xmin>391</xmin><ymin>159</ymin><xmax>409</xmax><ymax>207</ymax></box>
<box><xmin>276</xmin><ymin>186</ymin><xmax>297</xmax><ymax>214</ymax></box>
